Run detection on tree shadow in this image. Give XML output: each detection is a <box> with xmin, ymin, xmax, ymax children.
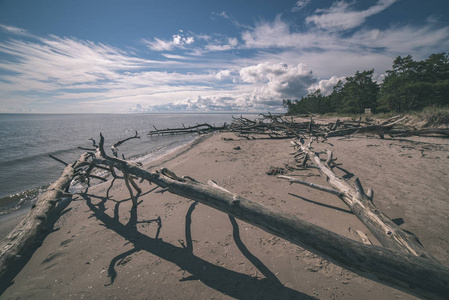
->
<box><xmin>334</xmin><ymin>166</ymin><xmax>354</xmax><ymax>180</ymax></box>
<box><xmin>392</xmin><ymin>218</ymin><xmax>404</xmax><ymax>226</ymax></box>
<box><xmin>79</xmin><ymin>192</ymin><xmax>316</xmax><ymax>299</ymax></box>
<box><xmin>228</xmin><ymin>215</ymin><xmax>282</xmax><ymax>285</ymax></box>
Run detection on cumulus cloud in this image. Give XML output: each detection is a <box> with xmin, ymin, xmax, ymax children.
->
<box><xmin>215</xmin><ymin>69</ymin><xmax>231</xmax><ymax>80</ymax></box>
<box><xmin>306</xmin><ymin>0</ymin><xmax>398</xmax><ymax>31</ymax></box>
<box><xmin>307</xmin><ymin>76</ymin><xmax>346</xmax><ymax>95</ymax></box>
<box><xmin>240</xmin><ymin>62</ymin><xmax>316</xmax><ymax>103</ymax></box>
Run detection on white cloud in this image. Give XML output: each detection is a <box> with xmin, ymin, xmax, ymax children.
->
<box><xmin>130</xmin><ymin>94</ymin><xmax>243</xmax><ymax>112</ymax></box>
<box><xmin>215</xmin><ymin>69</ymin><xmax>231</xmax><ymax>80</ymax></box>
<box><xmin>228</xmin><ymin>37</ymin><xmax>238</xmax><ymax>47</ymax></box>
<box><xmin>0</xmin><ymin>36</ymin><xmax>153</xmax><ymax>88</ymax></box>
<box><xmin>306</xmin><ymin>0</ymin><xmax>398</xmax><ymax>31</ymax></box>
<box><xmin>161</xmin><ymin>53</ymin><xmax>192</xmax><ymax>60</ymax></box>
<box><xmin>308</xmin><ymin>76</ymin><xmax>346</xmax><ymax>95</ymax></box>
<box><xmin>0</xmin><ymin>33</ymin><xmax>231</xmax><ymax>112</ymax></box>
<box><xmin>0</xmin><ymin>24</ymin><xmax>32</xmax><ymax>36</ymax></box>
<box><xmin>240</xmin><ymin>62</ymin><xmax>316</xmax><ymax>101</ymax></box>
<box><xmin>241</xmin><ymin>16</ymin><xmax>341</xmax><ymax>51</ymax></box>
<box><xmin>241</xmin><ymin>16</ymin><xmax>449</xmax><ymax>67</ymax></box>
<box><xmin>292</xmin><ymin>0</ymin><xmax>310</xmax><ymax>12</ymax></box>
<box><xmin>205</xmin><ymin>44</ymin><xmax>233</xmax><ymax>51</ymax></box>
<box><xmin>349</xmin><ymin>25</ymin><xmax>449</xmax><ymax>53</ymax></box>
<box><xmin>144</xmin><ymin>33</ymin><xmax>195</xmax><ymax>51</ymax></box>
<box><xmin>204</xmin><ymin>36</ymin><xmax>239</xmax><ymax>52</ymax></box>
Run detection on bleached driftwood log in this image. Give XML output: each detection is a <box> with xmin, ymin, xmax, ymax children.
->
<box><xmin>91</xmin><ymin>136</ymin><xmax>449</xmax><ymax>300</ymax></box>
<box><xmin>0</xmin><ymin>152</ymin><xmax>90</xmax><ymax>279</ymax></box>
<box><xmin>283</xmin><ymin>138</ymin><xmax>437</xmax><ymax>261</ymax></box>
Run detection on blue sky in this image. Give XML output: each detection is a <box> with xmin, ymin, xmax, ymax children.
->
<box><xmin>0</xmin><ymin>0</ymin><xmax>448</xmax><ymax>113</ymax></box>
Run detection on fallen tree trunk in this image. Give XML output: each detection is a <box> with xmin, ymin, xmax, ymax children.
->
<box><xmin>288</xmin><ymin>139</ymin><xmax>437</xmax><ymax>261</ymax></box>
<box><xmin>92</xmin><ymin>149</ymin><xmax>449</xmax><ymax>299</ymax></box>
<box><xmin>148</xmin><ymin>123</ymin><xmax>227</xmax><ymax>136</ymax></box>
<box><xmin>390</xmin><ymin>127</ymin><xmax>449</xmax><ymax>137</ymax></box>
<box><xmin>0</xmin><ymin>153</ymin><xmax>90</xmax><ymax>279</ymax></box>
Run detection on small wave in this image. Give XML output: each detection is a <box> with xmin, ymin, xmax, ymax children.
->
<box><xmin>0</xmin><ymin>133</ymin><xmax>198</xmax><ymax>217</ymax></box>
<box><xmin>0</xmin><ymin>186</ymin><xmax>47</xmax><ymax>216</ymax></box>
<box><xmin>0</xmin><ymin>146</ymin><xmax>82</xmax><ymax>168</ymax></box>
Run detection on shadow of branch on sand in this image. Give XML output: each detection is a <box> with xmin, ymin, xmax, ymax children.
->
<box><xmin>288</xmin><ymin>193</ymin><xmax>352</xmax><ymax>215</ymax></box>
<box><xmin>80</xmin><ymin>192</ymin><xmax>316</xmax><ymax>299</ymax></box>
<box><xmin>228</xmin><ymin>215</ymin><xmax>282</xmax><ymax>285</ymax></box>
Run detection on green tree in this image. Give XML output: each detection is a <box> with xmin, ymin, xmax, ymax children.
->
<box><xmin>329</xmin><ymin>80</ymin><xmax>344</xmax><ymax>112</ymax></box>
<box><xmin>339</xmin><ymin>70</ymin><xmax>379</xmax><ymax>114</ymax></box>
<box><xmin>379</xmin><ymin>53</ymin><xmax>449</xmax><ymax>112</ymax></box>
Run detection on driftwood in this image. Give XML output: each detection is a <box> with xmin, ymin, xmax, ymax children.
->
<box><xmin>2</xmin><ymin>130</ymin><xmax>449</xmax><ymax>299</ymax></box>
<box><xmin>280</xmin><ymin>138</ymin><xmax>437</xmax><ymax>261</ymax></box>
<box><xmin>87</xmin><ymin>136</ymin><xmax>449</xmax><ymax>300</ymax></box>
<box><xmin>0</xmin><ymin>152</ymin><xmax>90</xmax><ymax>279</ymax></box>
<box><xmin>147</xmin><ymin>114</ymin><xmax>449</xmax><ymax>140</ymax></box>
<box><xmin>148</xmin><ymin>123</ymin><xmax>227</xmax><ymax>136</ymax></box>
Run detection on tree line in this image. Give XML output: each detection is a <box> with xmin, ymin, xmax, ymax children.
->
<box><xmin>283</xmin><ymin>53</ymin><xmax>449</xmax><ymax>115</ymax></box>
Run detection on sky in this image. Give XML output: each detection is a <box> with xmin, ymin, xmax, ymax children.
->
<box><xmin>0</xmin><ymin>0</ymin><xmax>448</xmax><ymax>113</ymax></box>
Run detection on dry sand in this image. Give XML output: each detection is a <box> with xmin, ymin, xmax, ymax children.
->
<box><xmin>1</xmin><ymin>126</ymin><xmax>449</xmax><ymax>299</ymax></box>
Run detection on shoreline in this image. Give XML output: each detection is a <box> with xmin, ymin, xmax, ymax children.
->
<box><xmin>0</xmin><ymin>133</ymin><xmax>205</xmax><ymax>239</ymax></box>
<box><xmin>1</xmin><ymin>130</ymin><xmax>449</xmax><ymax>299</ymax></box>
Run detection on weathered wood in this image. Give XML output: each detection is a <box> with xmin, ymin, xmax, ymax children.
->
<box><xmin>326</xmin><ymin>116</ymin><xmax>408</xmax><ymax>138</ymax></box>
<box><xmin>292</xmin><ymin>139</ymin><xmax>438</xmax><ymax>261</ymax></box>
<box><xmin>391</xmin><ymin>128</ymin><xmax>449</xmax><ymax>137</ymax></box>
<box><xmin>0</xmin><ymin>153</ymin><xmax>91</xmax><ymax>279</ymax></box>
<box><xmin>277</xmin><ymin>175</ymin><xmax>342</xmax><ymax>196</ymax></box>
<box><xmin>147</xmin><ymin>123</ymin><xmax>227</xmax><ymax>136</ymax></box>
<box><xmin>111</xmin><ymin>130</ymin><xmax>140</xmax><ymax>157</ymax></box>
<box><xmin>356</xmin><ymin>230</ymin><xmax>372</xmax><ymax>245</ymax></box>
<box><xmin>92</xmin><ymin>154</ymin><xmax>449</xmax><ymax>300</ymax></box>
<box><xmin>146</xmin><ymin>114</ymin><xmax>448</xmax><ymax>140</ymax></box>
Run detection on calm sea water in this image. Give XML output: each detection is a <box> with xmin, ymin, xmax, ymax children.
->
<box><xmin>0</xmin><ymin>113</ymin><xmax>247</xmax><ymax>216</ymax></box>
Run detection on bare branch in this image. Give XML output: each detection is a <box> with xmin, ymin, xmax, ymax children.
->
<box><xmin>49</xmin><ymin>154</ymin><xmax>68</xmax><ymax>166</ymax></box>
<box><xmin>277</xmin><ymin>175</ymin><xmax>342</xmax><ymax>196</ymax></box>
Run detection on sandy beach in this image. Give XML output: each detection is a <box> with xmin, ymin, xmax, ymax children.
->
<box><xmin>1</xmin><ymin>125</ymin><xmax>449</xmax><ymax>299</ymax></box>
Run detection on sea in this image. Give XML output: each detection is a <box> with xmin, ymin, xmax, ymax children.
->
<box><xmin>0</xmin><ymin>113</ymin><xmax>252</xmax><ymax>219</ymax></box>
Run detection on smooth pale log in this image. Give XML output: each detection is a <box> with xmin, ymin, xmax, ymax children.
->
<box><xmin>93</xmin><ymin>156</ymin><xmax>449</xmax><ymax>300</ymax></box>
<box><xmin>0</xmin><ymin>153</ymin><xmax>90</xmax><ymax>279</ymax></box>
<box><xmin>277</xmin><ymin>175</ymin><xmax>342</xmax><ymax>196</ymax></box>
